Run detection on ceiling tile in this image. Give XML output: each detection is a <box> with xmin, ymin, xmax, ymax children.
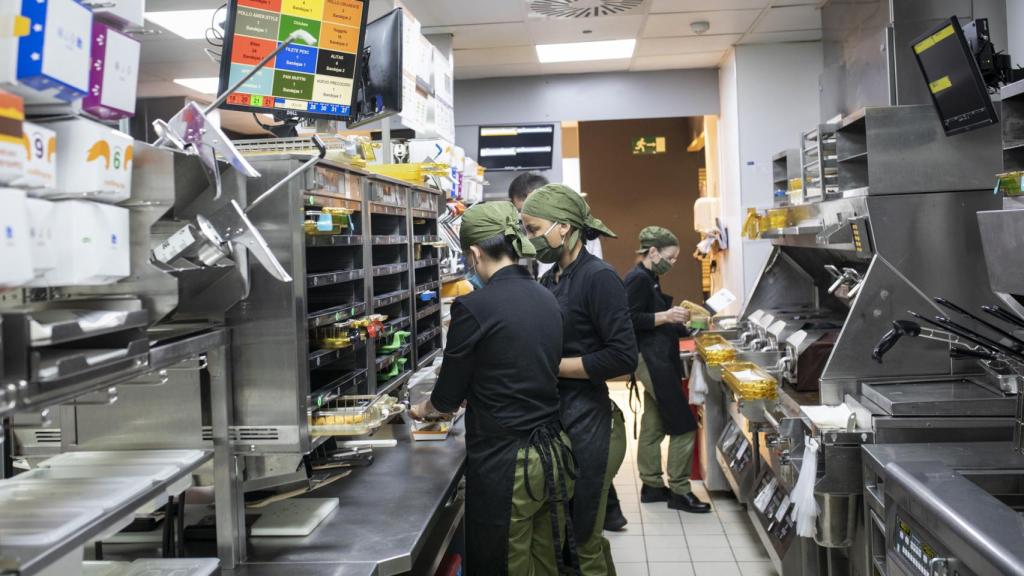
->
<box><xmin>455</xmin><ymin>62</ymin><xmax>543</xmax><ymax>80</ymax></box>
<box><xmin>424</xmin><ymin>22</ymin><xmax>530</xmax><ymax>49</ymax></box>
<box><xmin>527</xmin><ymin>14</ymin><xmax>644</xmax><ymax>44</ymax></box>
<box><xmin>454</xmin><ymin>46</ymin><xmax>537</xmax><ymax>67</ymax></box>
<box><xmin>650</xmin><ymin>0</ymin><xmax>768</xmax><ymax>12</ymax></box>
<box><xmin>642</xmin><ymin>10</ymin><xmax>761</xmax><ymax>38</ymax></box>
<box><xmin>754</xmin><ymin>5</ymin><xmax>821</xmax><ymax>32</ymax></box>
<box><xmin>539</xmin><ymin>59</ymin><xmax>632</xmax><ymax>76</ymax></box>
<box><xmin>636</xmin><ymin>34</ymin><xmax>740</xmax><ymax>56</ymax></box>
<box><xmin>738</xmin><ymin>29</ymin><xmax>822</xmax><ymax>44</ymax></box>
<box><xmin>630</xmin><ymin>51</ymin><xmax>724</xmax><ymax>70</ymax></box>
<box><xmin>397</xmin><ymin>0</ymin><xmax>526</xmax><ymax>27</ymax></box>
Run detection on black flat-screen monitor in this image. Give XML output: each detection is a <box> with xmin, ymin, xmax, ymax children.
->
<box><xmin>216</xmin><ymin>0</ymin><xmax>369</xmax><ymax>121</ymax></box>
<box><xmin>911</xmin><ymin>16</ymin><xmax>998</xmax><ymax>136</ymax></box>
<box><xmin>478</xmin><ymin>125</ymin><xmax>555</xmax><ymax>171</ymax></box>
<box><xmin>346</xmin><ymin>8</ymin><xmax>403</xmax><ymax>128</ymax></box>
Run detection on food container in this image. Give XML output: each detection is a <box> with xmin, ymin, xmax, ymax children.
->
<box><xmin>695</xmin><ymin>333</ymin><xmax>736</xmax><ymax>366</ymax></box>
<box><xmin>721</xmin><ymin>361</ymin><xmax>778</xmax><ymax>400</ymax></box>
<box><xmin>766</xmin><ymin>207</ymin><xmax>791</xmax><ymax>230</ymax></box>
<box><xmin>17</xmin><ymin>464</ymin><xmax>179</xmax><ymax>484</ymax></box>
<box><xmin>303</xmin><ymin>207</ymin><xmax>352</xmax><ymax>236</ymax></box>
<box><xmin>0</xmin><ymin>477</ymin><xmax>151</xmax><ymax>511</ymax></box>
<box><xmin>0</xmin><ymin>506</ymin><xmax>101</xmax><ymax>546</ymax></box>
<box><xmin>309</xmin><ymin>395</ymin><xmax>404</xmax><ymax>436</ymax></box>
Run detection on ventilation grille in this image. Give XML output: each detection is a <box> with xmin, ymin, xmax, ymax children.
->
<box><xmin>530</xmin><ymin>0</ymin><xmax>645</xmax><ymax>18</ymax></box>
<box><xmin>33</xmin><ymin>430</ymin><xmax>62</xmax><ymax>444</ymax></box>
<box><xmin>201</xmin><ymin>426</ymin><xmax>281</xmax><ymax>442</ymax></box>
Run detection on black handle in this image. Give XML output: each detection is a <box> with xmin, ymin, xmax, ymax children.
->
<box><xmin>934</xmin><ymin>297</ymin><xmax>1024</xmax><ymax>350</ymax></box>
<box><xmin>982</xmin><ymin>305</ymin><xmax>1024</xmax><ymax>329</ymax></box>
<box><xmin>872</xmin><ymin>320</ymin><xmax>921</xmax><ymax>363</ymax></box>
<box><xmin>950</xmin><ymin>347</ymin><xmax>997</xmax><ymax>361</ymax></box>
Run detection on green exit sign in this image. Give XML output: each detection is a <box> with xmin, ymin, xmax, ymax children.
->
<box><xmin>632</xmin><ymin>136</ymin><xmax>666</xmax><ymax>155</ymax></box>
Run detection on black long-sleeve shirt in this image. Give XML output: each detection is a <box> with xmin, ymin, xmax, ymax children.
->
<box><xmin>539</xmin><ymin>248</ymin><xmax>638</xmax><ymax>383</ymax></box>
<box><xmin>623</xmin><ymin>263</ymin><xmax>689</xmax><ymax>341</ymax></box>
<box><xmin>431</xmin><ymin>265</ymin><xmax>563</xmax><ymax>432</ymax></box>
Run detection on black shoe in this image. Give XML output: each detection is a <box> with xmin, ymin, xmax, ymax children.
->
<box><xmin>604</xmin><ymin>505</ymin><xmax>628</xmax><ymax>532</ymax></box>
<box><xmin>640</xmin><ymin>484</ymin><xmax>672</xmax><ymax>503</ymax></box>
<box><xmin>668</xmin><ymin>491</ymin><xmax>712</xmax><ymax>513</ymax></box>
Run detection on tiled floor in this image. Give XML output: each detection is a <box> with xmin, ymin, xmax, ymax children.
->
<box><xmin>607</xmin><ymin>384</ymin><xmax>778</xmax><ymax>576</ymax></box>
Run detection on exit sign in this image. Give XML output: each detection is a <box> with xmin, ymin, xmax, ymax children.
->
<box><xmin>632</xmin><ymin>136</ymin><xmax>666</xmax><ymax>155</ymax></box>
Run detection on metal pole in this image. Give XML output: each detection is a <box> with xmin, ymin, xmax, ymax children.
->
<box><xmin>209</xmin><ymin>340</ymin><xmax>245</xmax><ymax>568</ymax></box>
<box><xmin>382</xmin><ymin>116</ymin><xmax>393</xmax><ymax>164</ymax></box>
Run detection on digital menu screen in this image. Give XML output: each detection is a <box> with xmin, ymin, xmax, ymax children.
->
<box><xmin>217</xmin><ymin>0</ymin><xmax>368</xmax><ymax>119</ymax></box>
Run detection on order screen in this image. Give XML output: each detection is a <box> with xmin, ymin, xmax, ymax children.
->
<box><xmin>220</xmin><ymin>0</ymin><xmax>367</xmax><ymax>119</ymax></box>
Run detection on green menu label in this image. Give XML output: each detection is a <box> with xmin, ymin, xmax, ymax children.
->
<box><xmin>278</xmin><ymin>14</ymin><xmax>321</xmax><ymax>45</ymax></box>
<box><xmin>273</xmin><ymin>70</ymin><xmax>314</xmax><ymax>99</ymax></box>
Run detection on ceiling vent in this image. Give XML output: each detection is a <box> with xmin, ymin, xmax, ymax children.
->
<box><xmin>530</xmin><ymin>0</ymin><xmax>645</xmax><ymax>18</ymax></box>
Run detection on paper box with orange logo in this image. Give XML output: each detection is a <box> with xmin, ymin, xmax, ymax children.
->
<box><xmin>0</xmin><ymin>90</ymin><xmax>25</xmax><ymax>185</ymax></box>
<box><xmin>13</xmin><ymin>122</ymin><xmax>58</xmax><ymax>192</ymax></box>
<box><xmin>44</xmin><ymin>117</ymin><xmax>133</xmax><ymax>203</ymax></box>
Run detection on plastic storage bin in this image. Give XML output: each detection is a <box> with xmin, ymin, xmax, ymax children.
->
<box><xmin>40</xmin><ymin>449</ymin><xmax>206</xmax><ymax>470</ymax></box>
<box><xmin>695</xmin><ymin>334</ymin><xmax>736</xmax><ymax>366</ymax></box>
<box><xmin>721</xmin><ymin>361</ymin><xmax>778</xmax><ymax>400</ymax></box>
<box><xmin>0</xmin><ymin>477</ymin><xmax>152</xmax><ymax>511</ymax></box>
<box><xmin>0</xmin><ymin>505</ymin><xmax>102</xmax><ymax>546</ymax></box>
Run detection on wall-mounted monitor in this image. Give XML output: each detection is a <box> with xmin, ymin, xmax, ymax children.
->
<box><xmin>478</xmin><ymin>125</ymin><xmax>555</xmax><ymax>171</ymax></box>
<box><xmin>347</xmin><ymin>7</ymin><xmax>403</xmax><ymax>128</ymax></box>
<box><xmin>911</xmin><ymin>16</ymin><xmax>998</xmax><ymax>136</ymax></box>
<box><xmin>217</xmin><ymin>0</ymin><xmax>369</xmax><ymax>120</ymax></box>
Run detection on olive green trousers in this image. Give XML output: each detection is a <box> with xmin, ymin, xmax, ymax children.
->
<box><xmin>636</xmin><ymin>358</ymin><xmax>695</xmax><ymax>496</ymax></box>
<box><xmin>509</xmin><ymin>432</ymin><xmax>575</xmax><ymax>576</ymax></box>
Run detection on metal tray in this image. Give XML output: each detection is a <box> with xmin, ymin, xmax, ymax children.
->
<box><xmin>862</xmin><ymin>376</ymin><xmax>1017</xmax><ymax>417</ymax></box>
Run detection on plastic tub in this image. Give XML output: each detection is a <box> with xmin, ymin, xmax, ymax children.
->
<box><xmin>0</xmin><ymin>477</ymin><xmax>152</xmax><ymax>511</ymax></box>
<box><xmin>18</xmin><ymin>464</ymin><xmax>180</xmax><ymax>483</ymax></box>
<box><xmin>39</xmin><ymin>450</ymin><xmax>205</xmax><ymax>470</ymax></box>
<box><xmin>0</xmin><ymin>506</ymin><xmax>102</xmax><ymax>546</ymax></box>
<box><xmin>124</xmin><ymin>558</ymin><xmax>219</xmax><ymax>576</ymax></box>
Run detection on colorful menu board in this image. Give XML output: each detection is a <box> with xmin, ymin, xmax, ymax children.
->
<box><xmin>218</xmin><ymin>0</ymin><xmax>367</xmax><ymax>119</ymax></box>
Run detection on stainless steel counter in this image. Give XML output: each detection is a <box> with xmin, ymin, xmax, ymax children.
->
<box><xmin>223</xmin><ymin>421</ymin><xmax>466</xmax><ymax>576</ymax></box>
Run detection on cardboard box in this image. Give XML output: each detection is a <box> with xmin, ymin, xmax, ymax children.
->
<box><xmin>0</xmin><ymin>187</ymin><xmax>35</xmax><ymax>288</ymax></box>
<box><xmin>42</xmin><ymin>200</ymin><xmax>129</xmax><ymax>286</ymax></box>
<box><xmin>14</xmin><ymin>122</ymin><xmax>58</xmax><ymax>191</ymax></box>
<box><xmin>3</xmin><ymin>0</ymin><xmax>93</xmax><ymax>103</ymax></box>
<box><xmin>46</xmin><ymin>117</ymin><xmax>133</xmax><ymax>202</ymax></box>
<box><xmin>25</xmin><ymin>197</ymin><xmax>56</xmax><ymax>283</ymax></box>
<box><xmin>0</xmin><ymin>90</ymin><xmax>25</xmax><ymax>185</ymax></box>
<box><xmin>82</xmin><ymin>23</ymin><xmax>140</xmax><ymax>120</ymax></box>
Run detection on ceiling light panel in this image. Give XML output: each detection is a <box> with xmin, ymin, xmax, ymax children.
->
<box><xmin>536</xmin><ymin>38</ymin><xmax>637</xmax><ymax>63</ymax></box>
<box><xmin>173</xmin><ymin>77</ymin><xmax>220</xmax><ymax>94</ymax></box>
<box><xmin>146</xmin><ymin>9</ymin><xmax>223</xmax><ymax>39</ymax></box>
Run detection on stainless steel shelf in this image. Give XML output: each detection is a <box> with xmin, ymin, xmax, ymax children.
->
<box><xmin>417</xmin><ymin>347</ymin><xmax>442</xmax><ymax>369</ymax></box>
<box><xmin>306</xmin><ymin>235</ymin><xmax>363</xmax><ymax>247</ymax></box>
<box><xmin>308</xmin><ymin>302</ymin><xmax>366</xmax><ymax>329</ymax></box>
<box><xmin>371</xmin><ymin>235</ymin><xmax>408</xmax><ymax>246</ymax></box>
<box><xmin>411</xmin><ymin>209</ymin><xmax>438</xmax><ymax>220</ymax></box>
<box><xmin>416</xmin><ymin>280</ymin><xmax>441</xmax><ymax>293</ymax></box>
<box><xmin>372</xmin><ymin>263</ymin><xmax>410</xmax><ymax>277</ymax></box>
<box><xmin>414</xmin><ymin>258</ymin><xmax>440</xmax><ymax>270</ymax></box>
<box><xmin>307</xmin><ymin>269</ymin><xmax>365</xmax><ymax>288</ymax></box>
<box><xmin>309</xmin><ymin>342</ymin><xmax>363</xmax><ymax>370</ymax></box>
<box><xmin>369</xmin><ymin>203</ymin><xmax>407</xmax><ymax>216</ymax></box>
<box><xmin>375</xmin><ymin>370</ymin><xmax>412</xmax><ymax>398</ymax></box>
<box><xmin>373</xmin><ymin>290</ymin><xmax>410</xmax><ymax>309</ymax></box>
<box><xmin>412</xmin><ymin>235</ymin><xmax>441</xmax><ymax>244</ymax></box>
<box><xmin>416</xmin><ymin>303</ymin><xmax>442</xmax><ymax>321</ymax></box>
<box><xmin>1</xmin><ymin>451</ymin><xmax>213</xmax><ymax>576</ymax></box>
<box><xmin>310</xmin><ymin>369</ymin><xmax>368</xmax><ymax>407</ymax></box>
<box><xmin>416</xmin><ymin>326</ymin><xmax>442</xmax><ymax>346</ymax></box>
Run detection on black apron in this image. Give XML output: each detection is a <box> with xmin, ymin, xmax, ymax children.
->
<box><xmin>464</xmin><ymin>401</ymin><xmax>579</xmax><ymax>576</ymax></box>
<box><xmin>636</xmin><ymin>291</ymin><xmax>697</xmax><ymax>437</ymax></box>
<box><xmin>557</xmin><ymin>377</ymin><xmax>610</xmax><ymax>543</ymax></box>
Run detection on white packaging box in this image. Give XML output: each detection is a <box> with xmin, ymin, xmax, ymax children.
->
<box><xmin>42</xmin><ymin>200</ymin><xmax>129</xmax><ymax>286</ymax></box>
<box><xmin>25</xmin><ymin>197</ymin><xmax>56</xmax><ymax>283</ymax></box>
<box><xmin>14</xmin><ymin>122</ymin><xmax>58</xmax><ymax>191</ymax></box>
<box><xmin>93</xmin><ymin>0</ymin><xmax>145</xmax><ymax>29</ymax></box>
<box><xmin>0</xmin><ymin>187</ymin><xmax>34</xmax><ymax>288</ymax></box>
<box><xmin>45</xmin><ymin>117</ymin><xmax>133</xmax><ymax>202</ymax></box>
<box><xmin>432</xmin><ymin>46</ymin><xmax>453</xmax><ymax>105</ymax></box>
<box><xmin>82</xmin><ymin>23</ymin><xmax>140</xmax><ymax>120</ymax></box>
<box><xmin>0</xmin><ymin>91</ymin><xmax>25</xmax><ymax>186</ymax></box>
<box><xmin>1</xmin><ymin>0</ymin><xmax>93</xmax><ymax>103</ymax></box>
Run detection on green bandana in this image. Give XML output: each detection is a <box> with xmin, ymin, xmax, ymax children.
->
<box><xmin>521</xmin><ymin>184</ymin><xmax>617</xmax><ymax>240</ymax></box>
<box><xmin>459</xmin><ymin>201</ymin><xmax>536</xmax><ymax>257</ymax></box>
<box><xmin>636</xmin><ymin>225</ymin><xmax>679</xmax><ymax>254</ymax></box>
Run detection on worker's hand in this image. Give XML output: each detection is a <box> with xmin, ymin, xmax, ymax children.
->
<box><xmin>410</xmin><ymin>400</ymin><xmax>436</xmax><ymax>420</ymax></box>
<box><xmin>659</xmin><ymin>307</ymin><xmax>691</xmax><ymax>326</ymax></box>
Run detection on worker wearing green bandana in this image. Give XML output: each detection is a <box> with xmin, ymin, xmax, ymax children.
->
<box><xmin>411</xmin><ymin>201</ymin><xmax>578</xmax><ymax>575</ymax></box>
<box><xmin>522</xmin><ymin>186</ymin><xmax>638</xmax><ymax>576</ymax></box>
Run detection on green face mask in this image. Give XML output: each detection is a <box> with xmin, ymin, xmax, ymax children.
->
<box><xmin>531</xmin><ymin>222</ymin><xmax>582</xmax><ymax>264</ymax></box>
<box><xmin>651</xmin><ymin>252</ymin><xmax>673</xmax><ymax>276</ymax></box>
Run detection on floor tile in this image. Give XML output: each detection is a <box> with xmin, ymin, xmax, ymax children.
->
<box><xmin>728</xmin><ymin>531</ymin><xmax>762</xmax><ymax>549</ymax></box>
<box><xmin>693</xmin><ymin>561</ymin><xmax>743</xmax><ymax>576</ymax></box>
<box><xmin>646</xmin><ymin>545</ymin><xmax>692</xmax><ymax>562</ymax></box>
<box><xmin>680</xmin><ymin>512</ymin><xmax>721</xmax><ymax>524</ymax></box>
<box><xmin>644</xmin><ymin>534</ymin><xmax>685</xmax><ymax>548</ymax></box>
<box><xmin>649</xmin><ymin>563</ymin><xmax>696</xmax><ymax>576</ymax></box>
<box><xmin>716</xmin><ymin>510</ymin><xmax>750</xmax><ymax>524</ymax></box>
<box><xmin>686</xmin><ymin>534</ymin><xmax>731</xmax><ymax>548</ymax></box>
<box><xmin>683</xmin><ymin>522</ymin><xmax>726</xmax><ymax>535</ymax></box>
<box><xmin>738</xmin><ymin>561</ymin><xmax>778</xmax><ymax>576</ymax></box>
<box><xmin>609</xmin><ymin>545</ymin><xmax>647</xmax><ymax>563</ymax></box>
<box><xmin>732</xmin><ymin>545</ymin><xmax>770</xmax><ymax>561</ymax></box>
<box><xmin>644</xmin><ymin>522</ymin><xmax>685</xmax><ymax>535</ymax></box>
<box><xmin>689</xmin><ymin>547</ymin><xmax>737</xmax><ymax>562</ymax></box>
<box><xmin>607</xmin><ymin>533</ymin><xmax>645</xmax><ymax>546</ymax></box>
<box><xmin>615</xmin><ymin>562</ymin><xmax>650</xmax><ymax>576</ymax></box>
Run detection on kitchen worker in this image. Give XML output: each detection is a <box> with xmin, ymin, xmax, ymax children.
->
<box><xmin>624</xmin><ymin>226</ymin><xmax>710</xmax><ymax>514</ymax></box>
<box><xmin>410</xmin><ymin>201</ymin><xmax>579</xmax><ymax>576</ymax></box>
<box><xmin>521</xmin><ymin>184</ymin><xmax>638</xmax><ymax>575</ymax></box>
<box><xmin>511</xmin><ymin>173</ymin><xmax>628</xmax><ymax>534</ymax></box>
